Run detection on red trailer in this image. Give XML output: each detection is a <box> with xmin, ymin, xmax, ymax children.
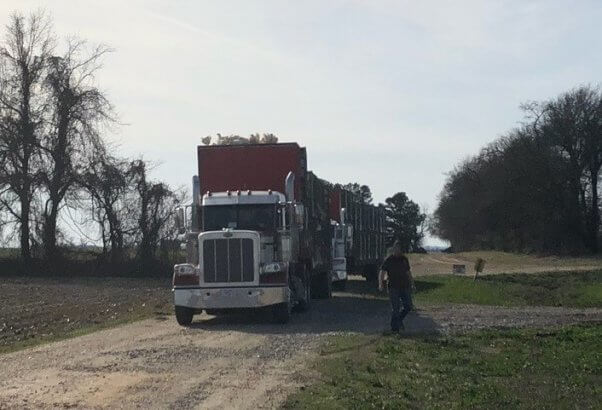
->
<box><xmin>197</xmin><ymin>143</ymin><xmax>307</xmax><ymax>202</ymax></box>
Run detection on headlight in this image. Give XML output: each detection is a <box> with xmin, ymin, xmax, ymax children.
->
<box><xmin>334</xmin><ymin>270</ymin><xmax>347</xmax><ymax>280</ymax></box>
<box><xmin>174</xmin><ymin>264</ymin><xmax>197</xmax><ymax>275</ymax></box>
<box><xmin>173</xmin><ymin>263</ymin><xmax>199</xmax><ymax>286</ymax></box>
<box><xmin>260</xmin><ymin>262</ymin><xmax>284</xmax><ymax>274</ymax></box>
<box><xmin>259</xmin><ymin>262</ymin><xmax>288</xmax><ymax>285</ymax></box>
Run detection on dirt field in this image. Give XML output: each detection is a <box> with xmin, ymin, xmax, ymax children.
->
<box><xmin>0</xmin><ymin>276</ymin><xmax>171</xmax><ymax>353</ymax></box>
<box><xmin>409</xmin><ymin>251</ymin><xmax>602</xmax><ymax>275</ymax></box>
<box><xmin>0</xmin><ymin>275</ymin><xmax>600</xmax><ymax>409</ymax></box>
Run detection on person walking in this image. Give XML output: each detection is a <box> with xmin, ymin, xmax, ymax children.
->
<box><xmin>378</xmin><ymin>241</ymin><xmax>414</xmax><ymax>332</ymax></box>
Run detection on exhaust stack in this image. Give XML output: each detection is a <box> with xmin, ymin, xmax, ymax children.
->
<box><xmin>192</xmin><ymin>175</ymin><xmax>200</xmax><ymax>205</ymax></box>
<box><xmin>192</xmin><ymin>175</ymin><xmax>200</xmax><ymax>231</ymax></box>
<box><xmin>285</xmin><ymin>172</ymin><xmax>295</xmax><ymax>201</ymax></box>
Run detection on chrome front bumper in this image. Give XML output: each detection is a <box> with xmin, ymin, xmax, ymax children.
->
<box><xmin>173</xmin><ymin>286</ymin><xmax>290</xmax><ymax>309</ymax></box>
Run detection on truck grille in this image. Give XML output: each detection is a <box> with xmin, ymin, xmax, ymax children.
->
<box><xmin>203</xmin><ymin>238</ymin><xmax>255</xmax><ymax>283</ymax></box>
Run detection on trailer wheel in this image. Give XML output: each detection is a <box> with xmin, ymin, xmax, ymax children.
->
<box><xmin>175</xmin><ymin>306</ymin><xmax>194</xmax><ymax>326</ymax></box>
<box><xmin>312</xmin><ymin>271</ymin><xmax>332</xmax><ymax>299</ymax></box>
<box><xmin>272</xmin><ymin>302</ymin><xmax>291</xmax><ymax>324</ymax></box>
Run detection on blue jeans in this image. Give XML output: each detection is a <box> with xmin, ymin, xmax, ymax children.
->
<box><xmin>389</xmin><ymin>287</ymin><xmax>412</xmax><ymax>331</ymax></box>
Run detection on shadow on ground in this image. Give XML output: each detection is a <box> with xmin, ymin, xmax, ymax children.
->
<box><xmin>186</xmin><ymin>276</ymin><xmax>441</xmax><ymax>336</ymax></box>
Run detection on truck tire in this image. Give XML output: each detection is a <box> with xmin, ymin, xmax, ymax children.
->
<box><xmin>312</xmin><ymin>271</ymin><xmax>332</xmax><ymax>299</ymax></box>
<box><xmin>272</xmin><ymin>302</ymin><xmax>291</xmax><ymax>324</ymax></box>
<box><xmin>364</xmin><ymin>264</ymin><xmax>378</xmax><ymax>284</ymax></box>
<box><xmin>175</xmin><ymin>306</ymin><xmax>194</xmax><ymax>326</ymax></box>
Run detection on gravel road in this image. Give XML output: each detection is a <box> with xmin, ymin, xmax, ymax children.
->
<box><xmin>1</xmin><ymin>278</ymin><xmax>600</xmax><ymax>409</ymax></box>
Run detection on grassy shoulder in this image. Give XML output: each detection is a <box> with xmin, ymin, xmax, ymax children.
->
<box><xmin>408</xmin><ymin>251</ymin><xmax>602</xmax><ymax>276</ymax></box>
<box><xmin>412</xmin><ymin>270</ymin><xmax>602</xmax><ymax>308</ymax></box>
<box><xmin>284</xmin><ymin>324</ymin><xmax>602</xmax><ymax>409</ymax></box>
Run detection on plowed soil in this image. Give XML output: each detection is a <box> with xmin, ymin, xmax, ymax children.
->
<box><xmin>0</xmin><ymin>276</ymin><xmax>171</xmax><ymax>353</ymax></box>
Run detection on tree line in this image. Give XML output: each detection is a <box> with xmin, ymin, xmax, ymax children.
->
<box><xmin>0</xmin><ymin>11</ymin><xmax>182</xmax><ymax>272</ymax></box>
<box><xmin>432</xmin><ymin>85</ymin><xmax>602</xmax><ymax>255</ymax></box>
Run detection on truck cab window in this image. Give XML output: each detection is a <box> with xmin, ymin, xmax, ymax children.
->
<box><xmin>204</xmin><ymin>205</ymin><xmax>277</xmax><ymax>233</ymax></box>
<box><xmin>238</xmin><ymin>205</ymin><xmax>276</xmax><ymax>232</ymax></box>
<box><xmin>203</xmin><ymin>206</ymin><xmax>237</xmax><ymax>230</ymax></box>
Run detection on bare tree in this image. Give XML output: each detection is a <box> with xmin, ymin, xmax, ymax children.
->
<box><xmin>80</xmin><ymin>152</ymin><xmax>135</xmax><ymax>265</ymax></box>
<box><xmin>39</xmin><ymin>40</ymin><xmax>114</xmax><ymax>261</ymax></box>
<box><xmin>0</xmin><ymin>11</ymin><xmax>54</xmax><ymax>262</ymax></box>
<box><xmin>130</xmin><ymin>160</ymin><xmax>180</xmax><ymax>272</ymax></box>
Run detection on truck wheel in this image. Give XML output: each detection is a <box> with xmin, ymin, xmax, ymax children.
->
<box><xmin>295</xmin><ymin>264</ymin><xmax>311</xmax><ymax>312</ymax></box>
<box><xmin>312</xmin><ymin>272</ymin><xmax>332</xmax><ymax>299</ymax></box>
<box><xmin>175</xmin><ymin>306</ymin><xmax>194</xmax><ymax>326</ymax></box>
<box><xmin>296</xmin><ymin>276</ymin><xmax>312</xmax><ymax>312</ymax></box>
<box><xmin>364</xmin><ymin>264</ymin><xmax>378</xmax><ymax>284</ymax></box>
<box><xmin>272</xmin><ymin>302</ymin><xmax>291</xmax><ymax>324</ymax></box>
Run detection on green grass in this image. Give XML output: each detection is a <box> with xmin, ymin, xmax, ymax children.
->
<box><xmin>413</xmin><ymin>270</ymin><xmax>602</xmax><ymax>308</ymax></box>
<box><xmin>284</xmin><ymin>325</ymin><xmax>602</xmax><ymax>409</ymax></box>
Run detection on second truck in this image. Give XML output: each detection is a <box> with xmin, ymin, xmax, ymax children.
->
<box><xmin>173</xmin><ymin>142</ymin><xmax>386</xmax><ymax>325</ymax></box>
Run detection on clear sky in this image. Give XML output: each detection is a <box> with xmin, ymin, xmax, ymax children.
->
<box><xmin>2</xmin><ymin>1</ymin><xmax>601</xmax><ymax>245</ymax></box>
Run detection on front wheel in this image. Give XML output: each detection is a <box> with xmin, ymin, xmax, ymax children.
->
<box><xmin>272</xmin><ymin>302</ymin><xmax>292</xmax><ymax>324</ymax></box>
<box><xmin>175</xmin><ymin>306</ymin><xmax>194</xmax><ymax>326</ymax></box>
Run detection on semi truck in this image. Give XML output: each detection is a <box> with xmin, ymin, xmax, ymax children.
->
<box><xmin>330</xmin><ymin>187</ymin><xmax>386</xmax><ymax>288</ymax></box>
<box><xmin>172</xmin><ymin>142</ymin><xmax>386</xmax><ymax>325</ymax></box>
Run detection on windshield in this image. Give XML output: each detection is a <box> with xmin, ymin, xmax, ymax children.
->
<box><xmin>203</xmin><ymin>204</ymin><xmax>278</xmax><ymax>232</ymax></box>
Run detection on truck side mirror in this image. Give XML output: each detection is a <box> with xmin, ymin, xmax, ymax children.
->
<box><xmin>175</xmin><ymin>207</ymin><xmax>186</xmax><ymax>234</ymax></box>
